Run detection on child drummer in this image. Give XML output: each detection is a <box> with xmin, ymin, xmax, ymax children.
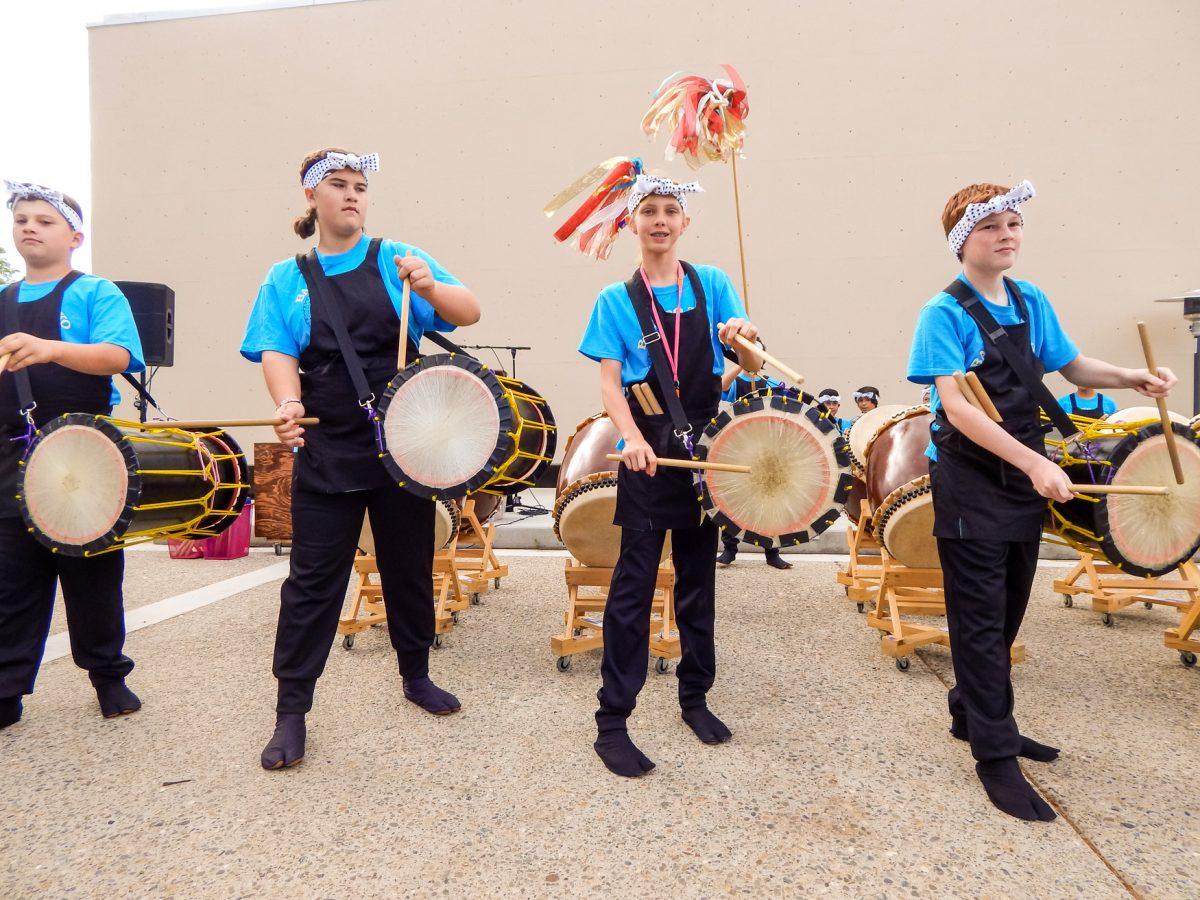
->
<box><xmin>906</xmin><ymin>180</ymin><xmax>1176</xmax><ymax>821</ymax></box>
<box><xmin>579</xmin><ymin>174</ymin><xmax>763</xmax><ymax>777</ymax></box>
<box><xmin>241</xmin><ymin>149</ymin><xmax>480</xmax><ymax>770</ymax></box>
<box><xmin>0</xmin><ymin>181</ymin><xmax>146</xmax><ymax>730</ymax></box>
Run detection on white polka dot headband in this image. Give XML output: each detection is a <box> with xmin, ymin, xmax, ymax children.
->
<box><xmin>626</xmin><ymin>173</ymin><xmax>703</xmax><ymax>215</ymax></box>
<box><xmin>818</xmin><ymin>392</ymin><xmax>841</xmax><ymax>404</ymax></box>
<box><xmin>301</xmin><ymin>152</ymin><xmax>380</xmax><ymax>190</ymax></box>
<box><xmin>5</xmin><ymin>180</ymin><xmax>83</xmax><ymax>232</ymax></box>
<box><xmin>947</xmin><ymin>180</ymin><xmax>1035</xmax><ymax>256</ymax></box>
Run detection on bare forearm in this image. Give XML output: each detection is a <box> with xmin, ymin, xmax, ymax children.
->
<box><xmin>261</xmin><ymin>351</ymin><xmax>302</xmax><ymax>406</ymax></box>
<box><xmin>1060</xmin><ymin>355</ymin><xmax>1136</xmax><ymax>390</ymax></box>
<box><xmin>428</xmin><ymin>283</ymin><xmax>481</xmax><ymax>327</ymax></box>
<box><xmin>600</xmin><ymin>361</ymin><xmax>644</xmax><ymax>444</ymax></box>
<box><xmin>52</xmin><ymin>342</ymin><xmax>130</xmax><ymax>376</ymax></box>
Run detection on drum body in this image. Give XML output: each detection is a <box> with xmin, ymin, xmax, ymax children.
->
<box><xmin>18</xmin><ymin>414</ymin><xmax>248</xmax><ymax>557</ymax></box>
<box><xmin>358</xmin><ymin>497</ymin><xmax>459</xmax><ymax>555</ymax></box>
<box><xmin>1048</xmin><ymin>417</ymin><xmax>1200</xmax><ymax>577</ymax></box>
<box><xmin>865</xmin><ymin>407</ymin><xmax>937</xmax><ymax>569</ymax></box>
<box><xmin>377</xmin><ymin>354</ymin><xmax>557</xmax><ymax>499</ymax></box>
<box><xmin>698</xmin><ymin>392</ymin><xmax>851</xmax><ymax>548</ymax></box>
<box><xmin>553</xmin><ymin>413</ymin><xmax>625</xmax><ymax>567</ymax></box>
<box><xmin>847</xmin><ymin>404</ymin><xmax>908</xmax><ymax>476</ymax></box>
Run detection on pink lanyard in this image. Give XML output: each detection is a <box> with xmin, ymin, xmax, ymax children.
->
<box><xmin>640</xmin><ymin>263</ymin><xmax>685</xmax><ymax>392</ymax></box>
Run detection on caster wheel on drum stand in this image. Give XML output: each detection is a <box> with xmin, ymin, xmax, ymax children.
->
<box><xmin>433</xmin><ymin>634</ymin><xmax>443</xmax><ymax>649</ymax></box>
<box><xmin>471</xmin><ymin>593</ymin><xmax>481</xmax><ymax>606</ymax></box>
<box><xmin>494</xmin><ymin>578</ymin><xmax>502</xmax><ymax>590</ymax></box>
<box><xmin>895</xmin><ymin>657</ymin><xmax>911</xmax><ymax>672</ymax></box>
<box><xmin>274</xmin><ymin>543</ymin><xmax>284</xmax><ymax>557</ymax></box>
<box><xmin>1062</xmin><ymin>594</ymin><xmax>1073</xmax><ymax>608</ymax></box>
<box><xmin>1181</xmin><ymin>652</ymin><xmax>1197</xmax><ymax>668</ymax></box>
<box><xmin>556</xmin><ymin>656</ymin><xmax>572</xmax><ymax>672</ymax></box>
<box><xmin>856</xmin><ymin>602</ymin><xmax>865</xmax><ymax>614</ymax></box>
<box><xmin>654</xmin><ymin>657</ymin><xmax>670</xmax><ymax>675</ymax></box>
<box><xmin>342</xmin><ymin>634</ymin><xmax>355</xmax><ymax>650</ymax></box>
<box><xmin>451</xmin><ymin>612</ymin><xmax>459</xmax><ymax>624</ymax></box>
<box><xmin>1144</xmin><ymin>601</ymin><xmax>1154</xmax><ymax>610</ymax></box>
<box><xmin>1102</xmin><ymin>613</ymin><xmax>1114</xmax><ymax>627</ymax></box>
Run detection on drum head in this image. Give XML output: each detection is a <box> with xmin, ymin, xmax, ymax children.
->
<box><xmin>1108</xmin><ymin>406</ymin><xmax>1189</xmax><ymax>427</ymax></box>
<box><xmin>20</xmin><ymin>417</ymin><xmax>134</xmax><ymax>552</ymax></box>
<box><xmin>699</xmin><ymin>396</ymin><xmax>850</xmax><ymax>547</ymax></box>
<box><xmin>1099</xmin><ymin>424</ymin><xmax>1200</xmax><ymax>576</ymax></box>
<box><xmin>379</xmin><ymin>355</ymin><xmax>509</xmax><ymax>498</ymax></box>
<box><xmin>847</xmin><ymin>404</ymin><xmax>908</xmax><ymax>469</ymax></box>
<box><xmin>875</xmin><ymin>478</ymin><xmax>938</xmax><ymax>569</ymax></box>
<box><xmin>554</xmin><ymin>473</ymin><xmax>669</xmax><ymax>567</ymax></box>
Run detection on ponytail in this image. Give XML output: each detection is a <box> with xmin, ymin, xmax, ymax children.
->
<box><xmin>292</xmin><ymin>145</ymin><xmax>351</xmax><ymax>239</ymax></box>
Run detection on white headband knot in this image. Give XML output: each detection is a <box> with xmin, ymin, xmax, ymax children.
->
<box><xmin>302</xmin><ymin>152</ymin><xmax>380</xmax><ymax>189</ymax></box>
<box><xmin>626</xmin><ymin>173</ymin><xmax>703</xmax><ymax>215</ymax></box>
<box><xmin>947</xmin><ymin>180</ymin><xmax>1035</xmax><ymax>256</ymax></box>
<box><xmin>5</xmin><ymin>180</ymin><xmax>83</xmax><ymax>232</ymax></box>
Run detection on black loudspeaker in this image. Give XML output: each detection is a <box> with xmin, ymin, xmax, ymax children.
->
<box><xmin>115</xmin><ymin>281</ymin><xmax>175</xmax><ymax>367</ymax></box>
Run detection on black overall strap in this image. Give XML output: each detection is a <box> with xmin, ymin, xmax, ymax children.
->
<box><xmin>624</xmin><ymin>270</ymin><xmax>695</xmax><ymax>441</ymax></box>
<box><xmin>2</xmin><ymin>271</ymin><xmax>85</xmax><ymax>416</ymax></box>
<box><xmin>1069</xmin><ymin>393</ymin><xmax>1080</xmax><ymax>414</ymax></box>
<box><xmin>422</xmin><ymin>330</ymin><xmax>474</xmax><ymax>358</ymax></box>
<box><xmin>296</xmin><ymin>249</ymin><xmax>375</xmax><ymax>407</ymax></box>
<box><xmin>943</xmin><ymin>277</ymin><xmax>1080</xmax><ymax>440</ymax></box>
<box><xmin>119</xmin><ymin>372</ymin><xmax>165</xmax><ymax>414</ymax></box>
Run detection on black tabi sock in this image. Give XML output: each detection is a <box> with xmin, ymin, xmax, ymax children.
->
<box><xmin>403</xmin><ymin>676</ymin><xmax>461</xmax><ymax>715</ymax></box>
<box><xmin>716</xmin><ymin>549</ymin><xmax>737</xmax><ymax>566</ymax></box>
<box><xmin>764</xmin><ymin>549</ymin><xmax>792</xmax><ymax>570</ymax></box>
<box><xmin>594</xmin><ymin>729</ymin><xmax>655</xmax><ymax>778</ymax></box>
<box><xmin>681</xmin><ymin>706</ymin><xmax>733</xmax><ymax>745</ymax></box>
<box><xmin>0</xmin><ymin>697</ymin><xmax>22</xmax><ymax>730</ymax></box>
<box><xmin>260</xmin><ymin>713</ymin><xmax>306</xmax><ymax>770</ymax></box>
<box><xmin>975</xmin><ymin>758</ymin><xmax>1057</xmax><ymax>822</ymax></box>
<box><xmin>96</xmin><ymin>682</ymin><xmax>142</xmax><ymax>719</ymax></box>
<box><xmin>951</xmin><ymin>716</ymin><xmax>1060</xmax><ymax>762</ymax></box>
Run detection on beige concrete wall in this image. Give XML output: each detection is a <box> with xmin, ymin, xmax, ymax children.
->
<box><xmin>90</xmin><ymin>0</ymin><xmax>1200</xmax><ymax>452</ymax></box>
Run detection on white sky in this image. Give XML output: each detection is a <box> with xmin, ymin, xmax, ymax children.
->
<box><xmin>0</xmin><ymin>1</ymin><xmax>274</xmax><ymax>278</ymax></box>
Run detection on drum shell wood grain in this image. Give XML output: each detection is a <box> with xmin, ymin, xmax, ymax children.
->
<box><xmin>556</xmin><ymin>413</ymin><xmax>621</xmax><ymax>495</ymax></box>
<box><xmin>865</xmin><ymin>411</ymin><xmax>933</xmax><ymax>512</ymax></box>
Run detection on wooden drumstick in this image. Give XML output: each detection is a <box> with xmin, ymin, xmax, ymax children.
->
<box><xmin>605</xmin><ymin>452</ymin><xmax>751</xmax><ymax>474</ymax></box>
<box><xmin>643</xmin><ymin>386</ymin><xmax>664</xmax><ymax>415</ymax></box>
<box><xmin>964</xmin><ymin>371</ymin><xmax>1004</xmax><ymax>423</ymax></box>
<box><xmin>397</xmin><ymin>270</ymin><xmax>412</xmax><ymax>370</ymax></box>
<box><xmin>147</xmin><ymin>417</ymin><xmax>320</xmax><ymax>429</ymax></box>
<box><xmin>629</xmin><ymin>383</ymin><xmax>655</xmax><ymax>415</ymax></box>
<box><xmin>1069</xmin><ymin>483</ymin><xmax>1168</xmax><ymax>496</ymax></box>
<box><xmin>953</xmin><ymin>372</ymin><xmax>986</xmax><ymax>415</ymax></box>
<box><xmin>1136</xmin><ymin>320</ymin><xmax>1184</xmax><ymax>485</ymax></box>
<box><xmin>730</xmin><ymin>334</ymin><xmax>804</xmax><ymax>386</ymax></box>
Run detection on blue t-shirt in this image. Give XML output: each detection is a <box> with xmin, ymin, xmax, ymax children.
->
<box><xmin>721</xmin><ymin>371</ymin><xmax>783</xmax><ymax>402</ymax></box>
<box><xmin>240</xmin><ymin>234</ymin><xmax>461</xmax><ymax>362</ymax></box>
<box><xmin>8</xmin><ymin>274</ymin><xmax>146</xmax><ymax>407</ymax></box>
<box><xmin>906</xmin><ymin>273</ymin><xmax>1079</xmax><ymax>460</ymax></box>
<box><xmin>578</xmin><ymin>265</ymin><xmax>748</xmax><ymax>384</ymax></box>
<box><xmin>1057</xmin><ymin>392</ymin><xmax>1116</xmax><ymax>417</ymax></box>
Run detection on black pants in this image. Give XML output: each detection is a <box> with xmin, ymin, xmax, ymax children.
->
<box><xmin>275</xmin><ymin>483</ymin><xmax>435</xmax><ymax>714</ymax></box>
<box><xmin>596</xmin><ymin>518</ymin><xmax>718</xmax><ymax>730</ymax></box>
<box><xmin>0</xmin><ymin>516</ymin><xmax>132</xmax><ymax>699</ymax></box>
<box><xmin>937</xmin><ymin>536</ymin><xmax>1039</xmax><ymax>761</ymax></box>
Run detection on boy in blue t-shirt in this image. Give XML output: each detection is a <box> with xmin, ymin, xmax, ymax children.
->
<box><xmin>0</xmin><ymin>182</ymin><xmax>146</xmax><ymax>730</ymax></box>
<box><xmin>579</xmin><ymin>175</ymin><xmax>763</xmax><ymax>777</ymax></box>
<box><xmin>906</xmin><ymin>180</ymin><xmax>1176</xmax><ymax>822</ymax></box>
<box><xmin>1057</xmin><ymin>387</ymin><xmax>1116</xmax><ymax>419</ymax></box>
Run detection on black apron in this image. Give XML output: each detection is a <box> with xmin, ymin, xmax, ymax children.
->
<box><xmin>614</xmin><ymin>263</ymin><xmax>720</xmax><ymax>531</ymax></box>
<box><xmin>930</xmin><ymin>280</ymin><xmax>1047</xmax><ymax>541</ymax></box>
<box><xmin>1068</xmin><ymin>392</ymin><xmax>1106</xmax><ymax>419</ymax></box>
<box><xmin>0</xmin><ymin>273</ymin><xmax>112</xmax><ymax>518</ymax></box>
<box><xmin>293</xmin><ymin>239</ymin><xmax>418</xmax><ymax>494</ymax></box>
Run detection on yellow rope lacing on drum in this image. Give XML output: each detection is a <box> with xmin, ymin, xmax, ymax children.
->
<box><xmin>1039</xmin><ymin>413</ymin><xmax>1159</xmax><ymax>559</ymax></box>
<box><xmin>76</xmin><ymin>418</ymin><xmax>249</xmax><ymax>557</ymax></box>
<box><xmin>475</xmin><ymin>376</ymin><xmax>556</xmax><ymax>495</ymax></box>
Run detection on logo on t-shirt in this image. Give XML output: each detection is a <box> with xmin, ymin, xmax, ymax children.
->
<box><xmin>295</xmin><ymin>288</ymin><xmax>309</xmax><ymax>304</ymax></box>
<box><xmin>59</xmin><ymin>312</ymin><xmax>71</xmax><ymax>331</ymax></box>
<box><xmin>968</xmin><ymin>349</ymin><xmax>985</xmax><ymax>369</ymax></box>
